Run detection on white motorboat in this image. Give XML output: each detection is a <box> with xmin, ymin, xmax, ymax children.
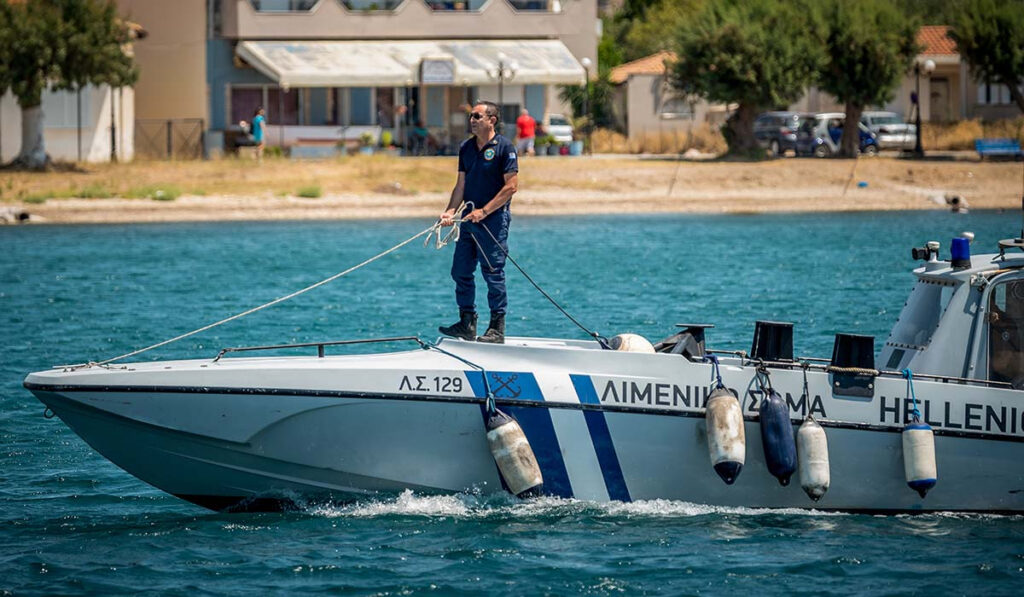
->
<box><xmin>23</xmin><ymin>232</ymin><xmax>1024</xmax><ymax>513</ymax></box>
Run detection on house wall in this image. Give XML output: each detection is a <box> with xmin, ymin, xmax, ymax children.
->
<box><xmin>0</xmin><ymin>86</ymin><xmax>134</xmax><ymax>164</ymax></box>
<box><xmin>620</xmin><ymin>74</ymin><xmax>713</xmax><ymax>140</ymax></box>
<box><xmin>221</xmin><ymin>0</ymin><xmax>598</xmax><ymax>68</ymax></box>
<box><xmin>117</xmin><ymin>0</ymin><xmax>208</xmax><ymax>123</ymax></box>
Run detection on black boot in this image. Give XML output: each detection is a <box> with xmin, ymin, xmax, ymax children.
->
<box><xmin>477</xmin><ymin>313</ymin><xmax>505</xmax><ymax>344</ymax></box>
<box><xmin>439</xmin><ymin>311</ymin><xmax>477</xmax><ymax>341</ymax></box>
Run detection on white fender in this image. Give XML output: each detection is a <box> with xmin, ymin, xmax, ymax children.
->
<box><xmin>486</xmin><ymin>410</ymin><xmax>543</xmax><ymax>497</ymax></box>
<box><xmin>902</xmin><ymin>422</ymin><xmax>937</xmax><ymax>498</ymax></box>
<box><xmin>797</xmin><ymin>416</ymin><xmax>830</xmax><ymax>501</ymax></box>
<box><xmin>609</xmin><ymin>333</ymin><xmax>655</xmax><ymax>353</ymax></box>
<box><xmin>705</xmin><ymin>386</ymin><xmax>745</xmax><ymax>485</ymax></box>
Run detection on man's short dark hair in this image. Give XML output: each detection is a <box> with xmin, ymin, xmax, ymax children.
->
<box><xmin>475</xmin><ymin>101</ymin><xmax>500</xmax><ymax>125</ymax></box>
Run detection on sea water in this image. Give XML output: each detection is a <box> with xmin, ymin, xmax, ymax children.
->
<box><xmin>2</xmin><ymin>212</ymin><xmax>1022</xmax><ymax>594</ymax></box>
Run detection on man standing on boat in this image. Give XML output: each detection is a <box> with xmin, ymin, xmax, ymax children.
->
<box><xmin>438</xmin><ymin>101</ymin><xmax>519</xmax><ymax>344</ymax></box>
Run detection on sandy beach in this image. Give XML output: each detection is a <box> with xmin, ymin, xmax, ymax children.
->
<box><xmin>4</xmin><ymin>155</ymin><xmax>1022</xmax><ymax>224</ymax></box>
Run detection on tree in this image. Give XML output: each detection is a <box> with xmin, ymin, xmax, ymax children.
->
<box><xmin>817</xmin><ymin>0</ymin><xmax>919</xmax><ymax>157</ymax></box>
<box><xmin>670</xmin><ymin>0</ymin><xmax>823</xmax><ymax>156</ymax></box>
<box><xmin>949</xmin><ymin>0</ymin><xmax>1024</xmax><ymax>113</ymax></box>
<box><xmin>0</xmin><ymin>0</ymin><xmax>137</xmax><ymax>170</ymax></box>
<box><xmin>621</xmin><ymin>0</ymin><xmax>702</xmax><ymax>62</ymax></box>
<box><xmin>0</xmin><ymin>1</ymin><xmax>65</xmax><ymax>169</ymax></box>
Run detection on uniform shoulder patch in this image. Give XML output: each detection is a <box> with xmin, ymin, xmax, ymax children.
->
<box><xmin>483</xmin><ymin>148</ymin><xmax>496</xmax><ymax>161</ymax></box>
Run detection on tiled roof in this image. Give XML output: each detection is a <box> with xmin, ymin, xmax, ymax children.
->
<box><xmin>609</xmin><ymin>51</ymin><xmax>677</xmax><ymax>84</ymax></box>
<box><xmin>918</xmin><ymin>25</ymin><xmax>957</xmax><ymax>55</ymax></box>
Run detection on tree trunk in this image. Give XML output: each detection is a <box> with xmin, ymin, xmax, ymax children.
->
<box><xmin>1007</xmin><ymin>78</ymin><xmax>1024</xmax><ymax>114</ymax></box>
<box><xmin>840</xmin><ymin>102</ymin><xmax>863</xmax><ymax>159</ymax></box>
<box><xmin>14</xmin><ymin>104</ymin><xmax>48</xmax><ymax>170</ymax></box>
<box><xmin>725</xmin><ymin>103</ymin><xmax>761</xmax><ymax>156</ymax></box>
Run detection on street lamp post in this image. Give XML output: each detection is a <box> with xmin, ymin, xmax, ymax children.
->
<box><xmin>490</xmin><ymin>52</ymin><xmax>517</xmax><ymax>125</ymax></box>
<box><xmin>913</xmin><ymin>59</ymin><xmax>936</xmax><ymax>158</ymax></box>
<box><xmin>581</xmin><ymin>57</ymin><xmax>592</xmax><ymax>155</ymax></box>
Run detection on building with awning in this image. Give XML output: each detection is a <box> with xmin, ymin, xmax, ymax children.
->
<box><xmin>116</xmin><ymin>0</ymin><xmax>599</xmax><ymax>157</ymax></box>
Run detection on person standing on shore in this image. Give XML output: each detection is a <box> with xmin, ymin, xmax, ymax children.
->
<box><xmin>252</xmin><ymin>107</ymin><xmax>266</xmax><ymax>161</ymax></box>
<box><xmin>515</xmin><ymin>109</ymin><xmax>536</xmax><ymax>156</ymax></box>
<box><xmin>438</xmin><ymin>101</ymin><xmax>519</xmax><ymax>344</ymax></box>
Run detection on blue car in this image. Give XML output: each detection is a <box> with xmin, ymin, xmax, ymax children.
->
<box><xmin>796</xmin><ymin>112</ymin><xmax>879</xmax><ymax>157</ymax></box>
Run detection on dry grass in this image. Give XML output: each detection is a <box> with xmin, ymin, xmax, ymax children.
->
<box><xmin>592</xmin><ymin>124</ymin><xmax>728</xmax><ymax>155</ymax></box>
<box><xmin>923</xmin><ymin>118</ymin><xmax>1024</xmax><ymax>150</ymax></box>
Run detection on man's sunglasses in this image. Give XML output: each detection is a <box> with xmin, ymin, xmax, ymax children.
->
<box><xmin>469</xmin><ymin>112</ymin><xmax>491</xmax><ymax>121</ymax></box>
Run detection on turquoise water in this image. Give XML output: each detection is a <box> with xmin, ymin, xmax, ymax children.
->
<box><xmin>2</xmin><ymin>212</ymin><xmax>1023</xmax><ymax>594</ymax></box>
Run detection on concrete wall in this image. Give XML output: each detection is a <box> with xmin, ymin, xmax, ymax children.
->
<box><xmin>0</xmin><ymin>87</ymin><xmax>134</xmax><ymax>164</ymax></box>
<box><xmin>616</xmin><ymin>74</ymin><xmax>716</xmax><ymax>140</ymax></box>
<box><xmin>117</xmin><ymin>0</ymin><xmax>208</xmax><ymax>123</ymax></box>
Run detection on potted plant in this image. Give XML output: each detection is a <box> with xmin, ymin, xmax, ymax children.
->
<box><xmin>359</xmin><ymin>132</ymin><xmax>375</xmax><ymax>155</ymax></box>
<box><xmin>535</xmin><ymin>135</ymin><xmax>550</xmax><ymax>156</ymax></box>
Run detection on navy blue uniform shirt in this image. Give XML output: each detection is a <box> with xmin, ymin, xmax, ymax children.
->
<box><xmin>458</xmin><ymin>133</ymin><xmax>518</xmax><ymax>219</ymax></box>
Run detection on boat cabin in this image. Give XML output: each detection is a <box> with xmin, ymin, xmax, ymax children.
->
<box><xmin>879</xmin><ymin>238</ymin><xmax>1024</xmax><ymax>389</ymax></box>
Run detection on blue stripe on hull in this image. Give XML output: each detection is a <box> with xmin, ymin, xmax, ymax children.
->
<box><xmin>466</xmin><ymin>370</ymin><xmax>573</xmax><ymax>498</ymax></box>
<box><xmin>571</xmin><ymin>375</ymin><xmax>632</xmax><ymax>502</ymax></box>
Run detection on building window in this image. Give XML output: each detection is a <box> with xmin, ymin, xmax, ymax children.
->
<box><xmin>350</xmin><ymin>88</ymin><xmax>374</xmax><ymax>125</ymax></box>
<box><xmin>658</xmin><ymin>82</ymin><xmax>692</xmax><ymax>119</ymax></box>
<box><xmin>249</xmin><ymin>0</ymin><xmax>320</xmax><ymax>11</ymax></box>
<box><xmin>342</xmin><ymin>0</ymin><xmax>404</xmax><ymax>10</ymax></box>
<box><xmin>989</xmin><ymin>278</ymin><xmax>1024</xmax><ymax>389</ymax></box>
<box><xmin>424</xmin><ymin>0</ymin><xmax>485</xmax><ymax>10</ymax></box>
<box><xmin>230</xmin><ymin>87</ymin><xmax>263</xmax><ymax>125</ymax></box>
<box><xmin>268</xmin><ymin>87</ymin><xmax>300</xmax><ymax>125</ymax></box>
<box><xmin>976</xmin><ymin>82</ymin><xmax>1020</xmax><ymax>106</ymax></box>
<box><xmin>506</xmin><ymin>0</ymin><xmax>559</xmax><ymax>10</ymax></box>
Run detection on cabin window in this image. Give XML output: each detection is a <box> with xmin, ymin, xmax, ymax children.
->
<box><xmin>989</xmin><ymin>278</ymin><xmax>1024</xmax><ymax>388</ymax></box>
<box><xmin>887</xmin><ymin>280</ymin><xmax>955</xmax><ymax>349</ymax></box>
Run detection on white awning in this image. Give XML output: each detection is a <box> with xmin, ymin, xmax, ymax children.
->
<box><xmin>236</xmin><ymin>39</ymin><xmax>586</xmax><ymax>88</ymax></box>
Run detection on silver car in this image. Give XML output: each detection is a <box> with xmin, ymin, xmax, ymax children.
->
<box><xmin>546</xmin><ymin>114</ymin><xmax>574</xmax><ymax>144</ymax></box>
<box><xmin>860</xmin><ymin>111</ymin><xmax>916</xmax><ymax>151</ymax></box>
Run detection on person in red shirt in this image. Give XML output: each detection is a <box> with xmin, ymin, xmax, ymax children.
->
<box><xmin>515</xmin><ymin>109</ymin><xmax>537</xmax><ymax>156</ymax></box>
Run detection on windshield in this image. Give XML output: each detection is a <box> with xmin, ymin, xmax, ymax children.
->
<box><xmin>549</xmin><ymin>116</ymin><xmax>569</xmax><ymax>126</ymax></box>
<box><xmin>870</xmin><ymin>115</ymin><xmax>903</xmax><ymax>125</ymax></box>
<box><xmin>887</xmin><ymin>280</ymin><xmax>955</xmax><ymax>349</ymax></box>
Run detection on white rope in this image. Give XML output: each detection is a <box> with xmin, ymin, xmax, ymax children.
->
<box><xmin>82</xmin><ymin>219</ymin><xmax>462</xmax><ymax>368</ymax></box>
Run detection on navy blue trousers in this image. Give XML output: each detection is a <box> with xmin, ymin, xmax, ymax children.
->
<box><xmin>451</xmin><ymin>219</ymin><xmax>509</xmax><ymax>315</ymax></box>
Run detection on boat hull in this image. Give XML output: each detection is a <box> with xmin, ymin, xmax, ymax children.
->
<box><xmin>29</xmin><ymin>376</ymin><xmax>1024</xmax><ymax>513</ymax></box>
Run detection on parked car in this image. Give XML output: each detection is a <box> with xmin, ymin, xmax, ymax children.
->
<box><xmin>796</xmin><ymin>112</ymin><xmax>879</xmax><ymax>157</ymax></box>
<box><xmin>545</xmin><ymin>114</ymin><xmax>574</xmax><ymax>144</ymax></box>
<box><xmin>860</xmin><ymin>111</ymin><xmax>916</xmax><ymax>151</ymax></box>
<box><xmin>753</xmin><ymin>111</ymin><xmax>809</xmax><ymax>156</ymax></box>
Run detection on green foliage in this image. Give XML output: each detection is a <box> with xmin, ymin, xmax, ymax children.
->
<box><xmin>78</xmin><ymin>183</ymin><xmax>113</xmax><ymax>198</ymax></box>
<box><xmin>670</xmin><ymin>0</ymin><xmax>824</xmax><ymax>155</ymax></box>
<box><xmin>819</xmin><ymin>0</ymin><xmax>919</xmax><ymax>108</ymax></box>
<box><xmin>558</xmin><ymin>79</ymin><xmax>616</xmax><ymax>129</ymax></box>
<box><xmin>621</xmin><ymin>0</ymin><xmax>702</xmax><ymax>62</ymax></box>
<box><xmin>672</xmin><ymin>0</ymin><xmax>823</xmax><ymax>108</ymax></box>
<box><xmin>22</xmin><ymin>194</ymin><xmax>49</xmax><ymax>205</ymax></box>
<box><xmin>817</xmin><ymin>0</ymin><xmax>920</xmax><ymax>156</ymax></box>
<box><xmin>126</xmin><ymin>185</ymin><xmax>181</xmax><ymax>201</ymax></box>
<box><xmin>949</xmin><ymin>0</ymin><xmax>1024</xmax><ymax>112</ymax></box>
<box><xmin>0</xmin><ymin>1</ymin><xmax>64</xmax><ymax>108</ymax></box>
<box><xmin>296</xmin><ymin>185</ymin><xmax>322</xmax><ymax>199</ymax></box>
<box><xmin>892</xmin><ymin>0</ymin><xmax>956</xmax><ymax>25</ymax></box>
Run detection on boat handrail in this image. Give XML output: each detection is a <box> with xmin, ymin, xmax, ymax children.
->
<box><xmin>706</xmin><ymin>349</ymin><xmax>1012</xmax><ymax>389</ymax></box>
<box><xmin>212</xmin><ymin>336</ymin><xmax>428</xmax><ymax>362</ymax></box>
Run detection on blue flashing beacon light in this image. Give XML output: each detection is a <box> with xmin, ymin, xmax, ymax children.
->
<box><xmin>950</xmin><ymin>237</ymin><xmax>971</xmax><ymax>269</ymax></box>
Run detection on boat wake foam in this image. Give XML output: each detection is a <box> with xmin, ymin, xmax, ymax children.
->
<box><xmin>305</xmin><ymin>489</ymin><xmax>849</xmax><ymax>520</ymax></box>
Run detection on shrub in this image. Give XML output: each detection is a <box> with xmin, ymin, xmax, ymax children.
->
<box><xmin>297</xmin><ymin>185</ymin><xmax>322</xmax><ymax>198</ymax></box>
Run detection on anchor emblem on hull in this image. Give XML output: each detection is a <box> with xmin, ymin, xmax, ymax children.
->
<box><xmin>490</xmin><ymin>373</ymin><xmax>522</xmax><ymax>398</ymax></box>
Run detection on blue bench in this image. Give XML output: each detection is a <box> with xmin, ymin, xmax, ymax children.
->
<box><xmin>975</xmin><ymin>138</ymin><xmax>1023</xmax><ymax>160</ymax></box>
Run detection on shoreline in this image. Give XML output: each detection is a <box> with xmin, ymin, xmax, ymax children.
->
<box><xmin>4</xmin><ymin>156</ymin><xmax>1021</xmax><ymax>224</ymax></box>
